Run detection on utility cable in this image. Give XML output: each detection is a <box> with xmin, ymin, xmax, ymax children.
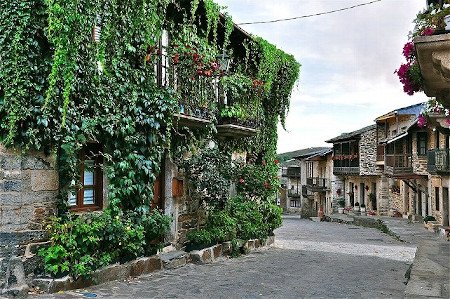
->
<box><xmin>237</xmin><ymin>0</ymin><xmax>382</xmax><ymax>25</ymax></box>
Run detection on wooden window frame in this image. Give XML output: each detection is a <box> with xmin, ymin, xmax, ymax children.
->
<box><xmin>417</xmin><ymin>132</ymin><xmax>428</xmax><ymax>156</ymax></box>
<box><xmin>70</xmin><ymin>144</ymin><xmax>103</xmax><ymax>212</ymax></box>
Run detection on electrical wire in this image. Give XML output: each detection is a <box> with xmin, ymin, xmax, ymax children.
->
<box><xmin>236</xmin><ymin>0</ymin><xmax>382</xmax><ymax>25</ymax></box>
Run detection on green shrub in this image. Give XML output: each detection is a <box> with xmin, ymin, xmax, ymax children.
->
<box><xmin>260</xmin><ymin>202</ymin><xmax>282</xmax><ymax>235</ymax></box>
<box><xmin>187</xmin><ymin>210</ymin><xmax>237</xmax><ymax>248</ymax></box>
<box><xmin>39</xmin><ymin>209</ymin><xmax>171</xmax><ymax>279</ymax></box>
<box><xmin>226</xmin><ymin>196</ymin><xmax>266</xmax><ymax>240</ymax></box>
<box><xmin>423</xmin><ymin>215</ymin><xmax>436</xmax><ymax>223</ymax></box>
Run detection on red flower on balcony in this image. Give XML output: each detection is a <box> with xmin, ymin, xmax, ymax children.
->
<box><xmin>239</xmin><ymin>178</ymin><xmax>245</xmax><ymax>184</ymax></box>
<box><xmin>421</xmin><ymin>27</ymin><xmax>435</xmax><ymax>36</ymax></box>
<box><xmin>418</xmin><ymin>113</ymin><xmax>427</xmax><ymax>128</ymax></box>
<box><xmin>172</xmin><ymin>53</ymin><xmax>180</xmax><ymax>64</ymax></box>
<box><xmin>402</xmin><ymin>42</ymin><xmax>415</xmax><ymax>62</ymax></box>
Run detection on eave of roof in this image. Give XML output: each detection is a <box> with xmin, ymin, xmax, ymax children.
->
<box><xmin>325</xmin><ymin>124</ymin><xmax>376</xmax><ymax>143</ymax></box>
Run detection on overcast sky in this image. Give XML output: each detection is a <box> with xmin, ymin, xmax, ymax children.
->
<box><xmin>216</xmin><ymin>0</ymin><xmax>429</xmax><ymax>153</ymax></box>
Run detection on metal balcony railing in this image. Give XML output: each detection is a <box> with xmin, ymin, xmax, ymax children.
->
<box><xmin>306</xmin><ymin>177</ymin><xmax>330</xmax><ymax>192</ymax></box>
<box><xmin>288</xmin><ymin>189</ymin><xmax>301</xmax><ymax>198</ymax></box>
<box><xmin>428</xmin><ymin>149</ymin><xmax>450</xmax><ymax>173</ymax></box>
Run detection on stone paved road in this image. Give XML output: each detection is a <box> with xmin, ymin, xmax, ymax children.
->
<box><xmin>33</xmin><ymin>217</ymin><xmax>417</xmax><ymax>299</ymax></box>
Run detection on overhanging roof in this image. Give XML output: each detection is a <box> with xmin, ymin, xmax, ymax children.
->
<box><xmin>325</xmin><ymin>124</ymin><xmax>376</xmax><ymax>143</ymax></box>
<box><xmin>375</xmin><ymin>102</ymin><xmax>425</xmax><ymax>122</ymax></box>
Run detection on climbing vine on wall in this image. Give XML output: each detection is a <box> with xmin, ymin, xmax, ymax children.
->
<box><xmin>0</xmin><ymin>0</ymin><xmax>300</xmax><ymax>276</ymax></box>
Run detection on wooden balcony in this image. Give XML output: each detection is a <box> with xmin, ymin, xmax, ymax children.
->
<box><xmin>282</xmin><ymin>167</ymin><xmax>301</xmax><ymax>178</ymax></box>
<box><xmin>376</xmin><ymin>145</ymin><xmax>385</xmax><ymax>166</ymax></box>
<box><xmin>302</xmin><ymin>186</ymin><xmax>314</xmax><ymax>199</ymax></box>
<box><xmin>333</xmin><ymin>155</ymin><xmax>359</xmax><ymax>175</ymax></box>
<box><xmin>288</xmin><ymin>189</ymin><xmax>301</xmax><ymax>198</ymax></box>
<box><xmin>414</xmin><ymin>33</ymin><xmax>450</xmax><ymax>105</ymax></box>
<box><xmin>306</xmin><ymin>177</ymin><xmax>330</xmax><ymax>192</ymax></box>
<box><xmin>385</xmin><ymin>154</ymin><xmax>413</xmax><ymax>176</ymax></box>
<box><xmin>428</xmin><ymin>149</ymin><xmax>450</xmax><ymax>173</ymax></box>
<box><xmin>216</xmin><ymin>117</ymin><xmax>258</xmax><ymax>137</ymax></box>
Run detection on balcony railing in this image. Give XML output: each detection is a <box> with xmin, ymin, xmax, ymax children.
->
<box><xmin>302</xmin><ymin>186</ymin><xmax>314</xmax><ymax>198</ymax></box>
<box><xmin>282</xmin><ymin>168</ymin><xmax>301</xmax><ymax>178</ymax></box>
<box><xmin>333</xmin><ymin>167</ymin><xmax>360</xmax><ymax>175</ymax></box>
<box><xmin>306</xmin><ymin>177</ymin><xmax>330</xmax><ymax>192</ymax></box>
<box><xmin>385</xmin><ymin>153</ymin><xmax>413</xmax><ymax>175</ymax></box>
<box><xmin>288</xmin><ymin>189</ymin><xmax>301</xmax><ymax>198</ymax></box>
<box><xmin>428</xmin><ymin>149</ymin><xmax>450</xmax><ymax>173</ymax></box>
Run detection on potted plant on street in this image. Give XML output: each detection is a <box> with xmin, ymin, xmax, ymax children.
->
<box><xmin>360</xmin><ymin>203</ymin><xmax>366</xmax><ymax>216</ymax></box>
<box><xmin>337</xmin><ymin>198</ymin><xmax>345</xmax><ymax>214</ymax></box>
<box><xmin>353</xmin><ymin>202</ymin><xmax>360</xmax><ymax>212</ymax></box>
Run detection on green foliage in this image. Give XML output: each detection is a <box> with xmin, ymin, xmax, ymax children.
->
<box><xmin>423</xmin><ymin>215</ymin><xmax>436</xmax><ymax>223</ymax></box>
<box><xmin>39</xmin><ymin>209</ymin><xmax>170</xmax><ymax>278</ymax></box>
<box><xmin>186</xmin><ymin>210</ymin><xmax>237</xmax><ymax>247</ymax></box>
<box><xmin>219</xmin><ymin>103</ymin><xmax>245</xmax><ymax>120</ymax></box>
<box><xmin>235</xmin><ymin>161</ymin><xmax>278</xmax><ymax>200</ymax></box>
<box><xmin>180</xmin><ymin>147</ymin><xmax>232</xmax><ymax>208</ymax></box>
<box><xmin>225</xmin><ymin>196</ymin><xmax>266</xmax><ymax>240</ymax></box>
<box><xmin>413</xmin><ymin>3</ymin><xmax>450</xmax><ymax>36</ymax></box>
<box><xmin>1</xmin><ymin>0</ymin><xmax>297</xmax><ymax>277</ymax></box>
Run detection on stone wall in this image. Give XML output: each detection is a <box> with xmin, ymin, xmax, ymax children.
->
<box><xmin>359</xmin><ymin>127</ymin><xmax>379</xmax><ymax>175</ymax></box>
<box><xmin>0</xmin><ymin>145</ymin><xmax>59</xmax><ymax>296</ymax></box>
<box><xmin>411</xmin><ymin>131</ymin><xmax>428</xmax><ymax>175</ymax></box>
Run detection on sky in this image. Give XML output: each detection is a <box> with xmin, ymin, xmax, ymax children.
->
<box><xmin>215</xmin><ymin>0</ymin><xmax>429</xmax><ymax>154</ymax></box>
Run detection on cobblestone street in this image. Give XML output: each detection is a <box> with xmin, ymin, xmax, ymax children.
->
<box><xmin>32</xmin><ymin>217</ymin><xmax>416</xmax><ymax>299</ymax></box>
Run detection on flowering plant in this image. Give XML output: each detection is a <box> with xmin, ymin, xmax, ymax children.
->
<box><xmin>413</xmin><ymin>2</ymin><xmax>450</xmax><ymax>35</ymax></box>
<box><xmin>395</xmin><ymin>41</ymin><xmax>423</xmax><ymax>95</ymax></box>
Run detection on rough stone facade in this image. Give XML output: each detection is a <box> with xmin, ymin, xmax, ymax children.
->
<box><xmin>359</xmin><ymin>127</ymin><xmax>379</xmax><ymax>176</ymax></box>
<box><xmin>0</xmin><ymin>145</ymin><xmax>58</xmax><ymax>296</ymax></box>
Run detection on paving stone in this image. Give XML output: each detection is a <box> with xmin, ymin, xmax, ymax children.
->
<box><xmin>30</xmin><ymin>218</ymin><xmax>416</xmax><ymax>299</ymax></box>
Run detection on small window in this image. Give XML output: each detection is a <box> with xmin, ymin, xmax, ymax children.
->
<box><xmin>290</xmin><ymin>200</ymin><xmax>299</xmax><ymax>208</ymax></box>
<box><xmin>417</xmin><ymin>132</ymin><xmax>428</xmax><ymax>156</ymax></box>
<box><xmin>69</xmin><ymin>144</ymin><xmax>103</xmax><ymax>211</ymax></box>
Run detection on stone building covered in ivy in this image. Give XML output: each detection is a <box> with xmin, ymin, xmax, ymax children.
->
<box><xmin>0</xmin><ymin>0</ymin><xmax>300</xmax><ymax>295</ymax></box>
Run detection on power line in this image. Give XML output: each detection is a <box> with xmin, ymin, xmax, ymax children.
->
<box><xmin>236</xmin><ymin>0</ymin><xmax>382</xmax><ymax>25</ymax></box>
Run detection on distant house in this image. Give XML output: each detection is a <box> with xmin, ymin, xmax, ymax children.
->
<box><xmin>326</xmin><ymin>125</ymin><xmax>380</xmax><ymax>212</ymax></box>
<box><xmin>278</xmin><ymin>147</ymin><xmax>332</xmax><ymax>216</ymax></box>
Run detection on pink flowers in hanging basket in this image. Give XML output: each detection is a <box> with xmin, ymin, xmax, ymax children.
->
<box><xmin>395</xmin><ymin>40</ymin><xmax>423</xmax><ymax>96</ymax></box>
<box><xmin>402</xmin><ymin>42</ymin><xmax>415</xmax><ymax>62</ymax></box>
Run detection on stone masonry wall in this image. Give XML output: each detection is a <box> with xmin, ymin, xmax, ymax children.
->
<box><xmin>0</xmin><ymin>145</ymin><xmax>59</xmax><ymax>296</ymax></box>
<box><xmin>359</xmin><ymin>128</ymin><xmax>379</xmax><ymax>176</ymax></box>
<box><xmin>411</xmin><ymin>131</ymin><xmax>428</xmax><ymax>175</ymax></box>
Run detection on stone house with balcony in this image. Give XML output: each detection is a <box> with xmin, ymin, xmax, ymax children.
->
<box><xmin>375</xmin><ymin>103</ymin><xmax>431</xmax><ymax>219</ymax></box>
<box><xmin>297</xmin><ymin>148</ymin><xmax>333</xmax><ymax>216</ymax></box>
<box><xmin>326</xmin><ymin>125</ymin><xmax>381</xmax><ymax>213</ymax></box>
<box><xmin>279</xmin><ymin>159</ymin><xmax>302</xmax><ymax>213</ymax></box>
<box><xmin>278</xmin><ymin>147</ymin><xmax>331</xmax><ymax>216</ymax></box>
<box><xmin>413</xmin><ymin>13</ymin><xmax>450</xmax><ymax>226</ymax></box>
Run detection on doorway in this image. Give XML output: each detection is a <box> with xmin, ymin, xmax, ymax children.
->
<box><xmin>371</xmin><ymin>182</ymin><xmax>377</xmax><ymax>210</ymax></box>
<box><xmin>360</xmin><ymin>183</ymin><xmax>365</xmax><ymax>205</ymax></box>
<box><xmin>418</xmin><ymin>191</ymin><xmax>422</xmax><ymax>217</ymax></box>
<box><xmin>443</xmin><ymin>187</ymin><xmax>449</xmax><ymax>226</ymax></box>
